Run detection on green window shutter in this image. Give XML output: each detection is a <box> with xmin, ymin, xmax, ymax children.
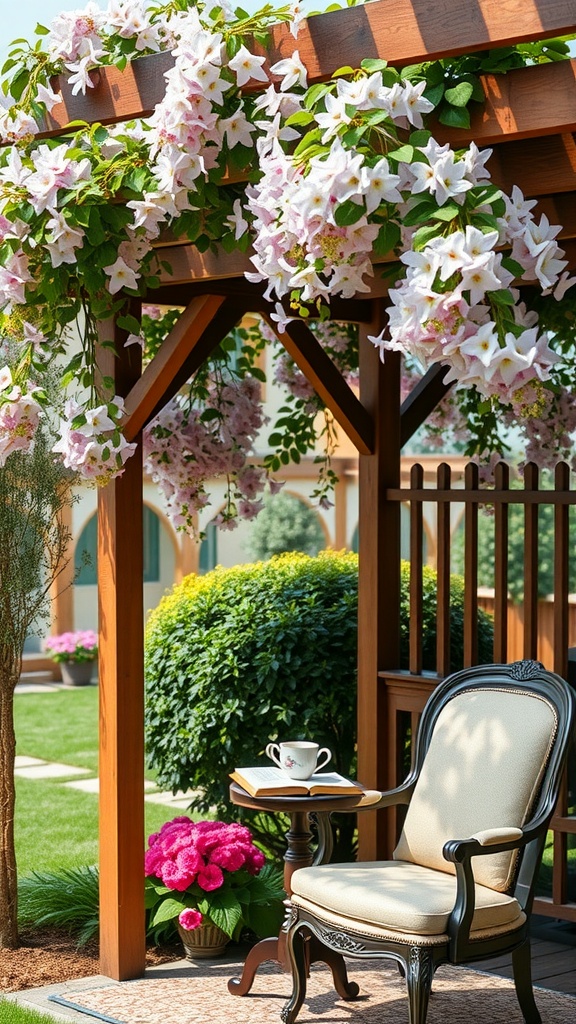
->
<box><xmin>199</xmin><ymin>522</ymin><xmax>218</xmax><ymax>574</ymax></box>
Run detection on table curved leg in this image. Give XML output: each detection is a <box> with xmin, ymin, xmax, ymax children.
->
<box><xmin>308</xmin><ymin>935</ymin><xmax>360</xmax><ymax>1000</ymax></box>
<box><xmin>227</xmin><ymin>937</ymin><xmax>280</xmax><ymax>995</ymax></box>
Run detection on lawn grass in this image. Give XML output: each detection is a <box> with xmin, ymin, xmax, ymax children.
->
<box><xmin>0</xmin><ymin>1001</ymin><xmax>63</xmax><ymax>1024</ymax></box>
<box><xmin>15</xmin><ymin>777</ymin><xmax>176</xmax><ymax>875</ymax></box>
<box><xmin>13</xmin><ymin>686</ymin><xmax>199</xmax><ymax>877</ymax></box>
<box><xmin>14</xmin><ymin>687</ymin><xmax>99</xmax><ymax>773</ymax></box>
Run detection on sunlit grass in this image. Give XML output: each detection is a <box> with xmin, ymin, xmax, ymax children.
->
<box><xmin>0</xmin><ymin>1001</ymin><xmax>63</xmax><ymax>1024</ymax></box>
<box><xmin>13</xmin><ymin>686</ymin><xmax>201</xmax><ymax>877</ymax></box>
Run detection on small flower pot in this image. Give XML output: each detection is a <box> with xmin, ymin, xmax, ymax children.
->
<box><xmin>177</xmin><ymin>921</ymin><xmax>230</xmax><ymax>959</ymax></box>
<box><xmin>60</xmin><ymin>660</ymin><xmax>95</xmax><ymax>686</ymax></box>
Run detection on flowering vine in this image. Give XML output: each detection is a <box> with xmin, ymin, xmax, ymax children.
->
<box><xmin>0</xmin><ymin>0</ymin><xmax>574</xmax><ymax>532</ymax></box>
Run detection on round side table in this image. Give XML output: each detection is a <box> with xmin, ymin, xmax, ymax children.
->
<box><xmin>227</xmin><ymin>782</ymin><xmax>364</xmax><ymax>999</ymax></box>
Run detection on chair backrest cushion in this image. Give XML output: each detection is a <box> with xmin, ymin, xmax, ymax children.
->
<box><xmin>393</xmin><ymin>687</ymin><xmax>557</xmax><ymax>891</ymax></box>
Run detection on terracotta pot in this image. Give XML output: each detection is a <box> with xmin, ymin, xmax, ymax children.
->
<box><xmin>60</xmin><ymin>660</ymin><xmax>95</xmax><ymax>686</ymax></box>
<box><xmin>177</xmin><ymin>920</ymin><xmax>230</xmax><ymax>959</ymax></box>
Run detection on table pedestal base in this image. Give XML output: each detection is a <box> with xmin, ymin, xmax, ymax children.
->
<box><xmin>227</xmin><ymin>930</ymin><xmax>359</xmax><ymax>1000</ymax></box>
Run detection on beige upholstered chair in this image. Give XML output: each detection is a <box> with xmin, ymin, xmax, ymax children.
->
<box><xmin>281</xmin><ymin>661</ymin><xmax>575</xmax><ymax>1024</ymax></box>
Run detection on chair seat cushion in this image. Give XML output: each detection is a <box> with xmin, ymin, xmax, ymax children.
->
<box><xmin>290</xmin><ymin>860</ymin><xmax>524</xmax><ymax>937</ymax></box>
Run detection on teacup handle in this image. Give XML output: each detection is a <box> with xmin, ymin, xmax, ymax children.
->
<box><xmin>266</xmin><ymin>742</ymin><xmax>282</xmax><ymax>768</ymax></box>
<box><xmin>316</xmin><ymin>747</ymin><xmax>332</xmax><ymax>771</ymax></box>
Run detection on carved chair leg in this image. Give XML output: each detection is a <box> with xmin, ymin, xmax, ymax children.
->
<box><xmin>405</xmin><ymin>947</ymin><xmax>434</xmax><ymax>1024</ymax></box>
<box><xmin>307</xmin><ymin>934</ymin><xmax>360</xmax><ymax>999</ymax></box>
<box><xmin>282</xmin><ymin>927</ymin><xmax>308</xmax><ymax>1024</ymax></box>
<box><xmin>512</xmin><ymin>940</ymin><xmax>542</xmax><ymax>1024</ymax></box>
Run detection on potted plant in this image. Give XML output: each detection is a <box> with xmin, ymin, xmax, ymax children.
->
<box><xmin>145</xmin><ymin>817</ymin><xmax>285</xmax><ymax>958</ymax></box>
<box><xmin>44</xmin><ymin>630</ymin><xmax>98</xmax><ymax>686</ymax></box>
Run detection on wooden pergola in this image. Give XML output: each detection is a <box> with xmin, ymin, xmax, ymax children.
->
<box><xmin>39</xmin><ymin>0</ymin><xmax>576</xmax><ymax>979</ymax></box>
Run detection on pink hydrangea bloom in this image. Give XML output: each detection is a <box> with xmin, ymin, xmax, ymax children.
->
<box><xmin>179</xmin><ymin>908</ymin><xmax>203</xmax><ymax>931</ymax></box>
<box><xmin>144</xmin><ymin>816</ymin><xmax>266</xmax><ymax>894</ymax></box>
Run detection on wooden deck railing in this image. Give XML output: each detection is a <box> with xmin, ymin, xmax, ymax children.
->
<box><xmin>379</xmin><ymin>460</ymin><xmax>576</xmax><ymax>921</ymax></box>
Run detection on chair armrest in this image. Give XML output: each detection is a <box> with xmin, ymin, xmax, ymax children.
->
<box><xmin>443</xmin><ymin>826</ymin><xmax>525</xmax><ymax>863</ymax></box>
<box><xmin>441</xmin><ymin>826</ymin><xmax>528</xmax><ymax>962</ymax></box>
<box><xmin>355</xmin><ymin>780</ymin><xmax>415</xmax><ymax>812</ymax></box>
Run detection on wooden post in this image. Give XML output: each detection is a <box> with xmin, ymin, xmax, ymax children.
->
<box><xmin>49</xmin><ymin>497</ymin><xmax>75</xmax><ymax>635</ymax></box>
<box><xmin>357</xmin><ymin>305</ymin><xmax>400</xmax><ymax>860</ymax></box>
<box><xmin>97</xmin><ymin>316</ymin><xmax>146</xmax><ymax>980</ymax></box>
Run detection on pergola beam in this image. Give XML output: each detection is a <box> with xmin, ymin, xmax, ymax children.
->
<box><xmin>433</xmin><ymin>59</ymin><xmax>576</xmax><ymax>147</ymax></box>
<box><xmin>400</xmin><ymin>366</ymin><xmax>453</xmax><ymax>447</ymax></box>
<box><xmin>123</xmin><ymin>294</ymin><xmax>226</xmax><ymax>440</ymax></box>
<box><xmin>39</xmin><ymin>0</ymin><xmax>576</xmax><ymax>133</ymax></box>
<box><xmin>488</xmin><ymin>133</ymin><xmax>576</xmax><ymax>197</ymax></box>
<box><xmin>261</xmin><ymin>313</ymin><xmax>375</xmax><ymax>455</ymax></box>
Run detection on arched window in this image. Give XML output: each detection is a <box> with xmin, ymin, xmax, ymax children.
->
<box><xmin>75</xmin><ymin>507</ymin><xmax>160</xmax><ymax>584</ymax></box>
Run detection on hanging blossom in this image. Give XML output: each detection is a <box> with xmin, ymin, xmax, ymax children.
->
<box><xmin>143</xmin><ymin>375</ymin><xmax>272</xmax><ymax>532</ymax></box>
<box><xmin>53</xmin><ymin>396</ymin><xmax>137</xmax><ymax>485</ymax></box>
<box><xmin>248</xmin><ymin>59</ymin><xmax>574</xmax><ymax>435</ymax></box>
<box><xmin>0</xmin><ymin>0</ymin><xmax>293</xmax><ymax>487</ymax></box>
<box><xmin>0</xmin><ymin>367</ymin><xmax>44</xmax><ymax>467</ymax></box>
<box><xmin>0</xmin><ymin>1</ymin><xmax>574</xmax><ymax>504</ymax></box>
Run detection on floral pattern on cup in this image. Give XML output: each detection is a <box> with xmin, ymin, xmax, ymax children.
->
<box><xmin>266</xmin><ymin>741</ymin><xmax>332</xmax><ymax>780</ymax></box>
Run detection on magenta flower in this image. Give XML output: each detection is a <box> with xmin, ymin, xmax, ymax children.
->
<box><xmin>178</xmin><ymin>908</ymin><xmax>203</xmax><ymax>931</ymax></box>
<box><xmin>197</xmin><ymin>863</ymin><xmax>224</xmax><ymax>891</ymax></box>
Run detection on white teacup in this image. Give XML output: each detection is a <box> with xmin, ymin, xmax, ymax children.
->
<box><xmin>266</xmin><ymin>740</ymin><xmax>332</xmax><ymax>780</ymax></box>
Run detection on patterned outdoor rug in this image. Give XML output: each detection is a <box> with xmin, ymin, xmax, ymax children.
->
<box><xmin>48</xmin><ymin>958</ymin><xmax>576</xmax><ymax>1024</ymax></box>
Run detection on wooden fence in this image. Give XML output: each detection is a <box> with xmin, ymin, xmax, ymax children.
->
<box><xmin>478</xmin><ymin>592</ymin><xmax>576</xmax><ymax>670</ymax></box>
<box><xmin>380</xmin><ymin>460</ymin><xmax>576</xmax><ymax>921</ymax></box>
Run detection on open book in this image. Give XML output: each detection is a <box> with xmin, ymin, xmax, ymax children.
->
<box><xmin>230</xmin><ymin>765</ymin><xmax>364</xmax><ymax>798</ymax></box>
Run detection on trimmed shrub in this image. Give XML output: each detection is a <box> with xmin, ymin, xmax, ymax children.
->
<box><xmin>145</xmin><ymin>552</ymin><xmax>359</xmax><ymax>807</ymax></box>
<box><xmin>145</xmin><ymin>553</ymin><xmax>493</xmax><ymax>858</ymax></box>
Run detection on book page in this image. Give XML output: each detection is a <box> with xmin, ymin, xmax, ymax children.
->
<box><xmin>232</xmin><ymin>766</ymin><xmax>306</xmax><ymax>789</ymax></box>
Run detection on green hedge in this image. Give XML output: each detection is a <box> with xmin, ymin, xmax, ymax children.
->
<box><xmin>145</xmin><ymin>553</ymin><xmax>493</xmax><ymax>842</ymax></box>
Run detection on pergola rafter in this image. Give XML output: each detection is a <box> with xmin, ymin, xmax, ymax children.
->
<box><xmin>28</xmin><ymin>0</ymin><xmax>576</xmax><ymax>979</ymax></box>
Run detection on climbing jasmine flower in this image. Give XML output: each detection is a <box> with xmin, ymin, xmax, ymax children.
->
<box><xmin>228</xmin><ymin>45</ymin><xmax>268</xmax><ymax>87</ymax></box>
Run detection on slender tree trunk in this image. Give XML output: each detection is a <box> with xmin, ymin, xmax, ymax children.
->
<box><xmin>0</xmin><ymin>658</ymin><xmax>19</xmax><ymax>948</ymax></box>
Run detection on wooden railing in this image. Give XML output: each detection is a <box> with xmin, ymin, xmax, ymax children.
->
<box><xmin>380</xmin><ymin>460</ymin><xmax>576</xmax><ymax>921</ymax></box>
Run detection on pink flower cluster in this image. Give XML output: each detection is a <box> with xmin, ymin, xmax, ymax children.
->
<box><xmin>145</xmin><ymin>817</ymin><xmax>265</xmax><ymax>902</ymax></box>
<box><xmin>143</xmin><ymin>375</ymin><xmax>268</xmax><ymax>532</ymax></box>
<box><xmin>373</xmin><ymin>223</ymin><xmax>560</xmax><ymax>402</ymax></box>
<box><xmin>53</xmin><ymin>396</ymin><xmax>136</xmax><ymax>485</ymax></box>
<box><xmin>0</xmin><ymin>367</ymin><xmax>43</xmax><ymax>466</ymax></box>
<box><xmin>44</xmin><ymin>629</ymin><xmax>98</xmax><ymax>663</ymax></box>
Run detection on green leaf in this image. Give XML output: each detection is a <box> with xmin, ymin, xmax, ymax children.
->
<box><xmin>285</xmin><ymin>110</ymin><xmax>314</xmax><ymax>127</ymax></box>
<box><xmin>304</xmin><ymin>83</ymin><xmax>332</xmax><ymax>110</ymax></box>
<box><xmin>150</xmin><ymin>898</ymin><xmax>184</xmax><ymax>926</ymax></box>
<box><xmin>117</xmin><ymin>314</ymin><xmax>142</xmax><ymax>335</ymax></box>
<box><xmin>373</xmin><ymin>221</ymin><xmax>401</xmax><ymax>257</ymax></box>
<box><xmin>10</xmin><ymin>68</ymin><xmax>30</xmax><ymax>102</ymax></box>
<box><xmin>423</xmin><ymin>83</ymin><xmax>445</xmax><ymax>107</ymax></box>
<box><xmin>501</xmin><ymin>256</ymin><xmax>525</xmax><ymax>279</ymax></box>
<box><xmin>412</xmin><ymin>223</ymin><xmax>442</xmax><ymax>250</ymax></box>
<box><xmin>444</xmin><ymin>81</ymin><xmax>474</xmax><ymax>107</ymax></box>
<box><xmin>438</xmin><ymin>103</ymin><xmax>471</xmax><ymax>130</ymax></box>
<box><xmin>488</xmin><ymin>288</ymin><xmax>515</xmax><ymax>307</ymax></box>
<box><xmin>332</xmin><ymin>65</ymin><xmax>355</xmax><ymax>77</ymax></box>
<box><xmin>294</xmin><ymin>128</ymin><xmax>323</xmax><ymax>158</ymax></box>
<box><xmin>360</xmin><ymin>58</ymin><xmax>388</xmax><ymax>72</ymax></box>
<box><xmin>333</xmin><ymin>199</ymin><xmax>365</xmax><ymax>227</ymax></box>
<box><xmin>402</xmin><ymin>200</ymin><xmax>438</xmax><ymax>227</ymax></box>
<box><xmin>387</xmin><ymin>144</ymin><xmax>414</xmax><ymax>164</ymax></box>
<box><xmin>409</xmin><ymin>130</ymin><xmax>432</xmax><ymax>148</ymax></box>
<box><xmin>431</xmin><ymin>201</ymin><xmax>460</xmax><ymax>222</ymax></box>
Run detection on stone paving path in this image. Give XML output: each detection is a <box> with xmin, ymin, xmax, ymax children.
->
<box><xmin>14</xmin><ymin>679</ymin><xmax>200</xmax><ymax>810</ymax></box>
<box><xmin>14</xmin><ymin>755</ymin><xmax>199</xmax><ymax>809</ymax></box>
